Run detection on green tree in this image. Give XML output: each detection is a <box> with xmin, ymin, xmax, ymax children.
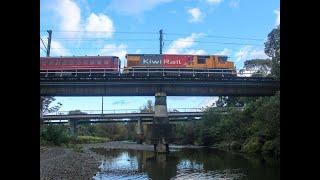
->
<box><xmin>243</xmin><ymin>59</ymin><xmax>272</xmax><ymax>77</ymax></box>
<box><xmin>40</xmin><ymin>96</ymin><xmax>62</xmax><ymax>125</ymax></box>
<box><xmin>216</xmin><ymin>96</ymin><xmax>244</xmax><ymax>107</ymax></box>
<box><xmin>40</xmin><ymin>96</ymin><xmax>62</xmax><ymax>114</ymax></box>
<box><xmin>265</xmin><ymin>25</ymin><xmax>280</xmax><ymax>78</ymax></box>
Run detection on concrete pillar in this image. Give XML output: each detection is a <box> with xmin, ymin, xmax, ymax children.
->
<box><xmin>40</xmin><ymin>109</ymin><xmax>43</xmax><ymax>126</ymax></box>
<box><xmin>69</xmin><ymin>119</ymin><xmax>78</xmax><ymax>137</ymax></box>
<box><xmin>40</xmin><ymin>98</ymin><xmax>43</xmax><ymax>126</ymax></box>
<box><xmin>153</xmin><ymin>92</ymin><xmax>170</xmax><ymax>153</ymax></box>
<box><xmin>137</xmin><ymin>118</ymin><xmax>144</xmax><ymax>144</ymax></box>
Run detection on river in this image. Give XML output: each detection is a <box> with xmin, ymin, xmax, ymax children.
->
<box><xmin>91</xmin><ymin>147</ymin><xmax>279</xmax><ymax>180</ymax></box>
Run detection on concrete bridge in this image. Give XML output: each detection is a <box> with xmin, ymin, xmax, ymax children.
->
<box><xmin>40</xmin><ymin>74</ymin><xmax>279</xmax><ymax>153</ymax></box>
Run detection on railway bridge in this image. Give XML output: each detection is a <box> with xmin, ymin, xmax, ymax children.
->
<box><xmin>40</xmin><ymin>73</ymin><xmax>280</xmax><ymax>153</ymax></box>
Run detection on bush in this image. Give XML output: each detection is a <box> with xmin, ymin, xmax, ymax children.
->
<box><xmin>76</xmin><ymin>136</ymin><xmax>108</xmax><ymax>144</ymax></box>
<box><xmin>40</xmin><ymin>125</ymin><xmax>72</xmax><ymax>146</ymax></box>
<box><xmin>261</xmin><ymin>139</ymin><xmax>280</xmax><ymax>157</ymax></box>
<box><xmin>231</xmin><ymin>141</ymin><xmax>242</xmax><ymax>151</ymax></box>
<box><xmin>242</xmin><ymin>137</ymin><xmax>262</xmax><ymax>154</ymax></box>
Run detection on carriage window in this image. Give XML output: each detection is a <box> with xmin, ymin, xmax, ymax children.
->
<box><xmin>97</xmin><ymin>60</ymin><xmax>102</xmax><ymax>64</ymax></box>
<box><xmin>90</xmin><ymin>60</ymin><xmax>95</xmax><ymax>65</ymax></box>
<box><xmin>104</xmin><ymin>60</ymin><xmax>108</xmax><ymax>64</ymax></box>
<box><xmin>49</xmin><ymin>61</ymin><xmax>54</xmax><ymax>65</ymax></box>
<box><xmin>197</xmin><ymin>56</ymin><xmax>207</xmax><ymax>64</ymax></box>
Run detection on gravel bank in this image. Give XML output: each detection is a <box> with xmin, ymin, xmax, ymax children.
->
<box><xmin>40</xmin><ymin>146</ymin><xmax>100</xmax><ymax>180</ymax></box>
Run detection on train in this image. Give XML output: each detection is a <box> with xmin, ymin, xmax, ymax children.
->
<box><xmin>40</xmin><ymin>54</ymin><xmax>236</xmax><ymax>77</ymax></box>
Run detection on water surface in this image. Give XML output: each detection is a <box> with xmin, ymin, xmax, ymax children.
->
<box><xmin>92</xmin><ymin>148</ymin><xmax>279</xmax><ymax>180</ymax></box>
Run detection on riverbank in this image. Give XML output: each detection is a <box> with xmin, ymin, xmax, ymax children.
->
<box><xmin>40</xmin><ymin>141</ymin><xmax>207</xmax><ymax>180</ymax></box>
<box><xmin>41</xmin><ymin>141</ymin><xmax>279</xmax><ymax>180</ymax></box>
<box><xmin>40</xmin><ymin>146</ymin><xmax>100</xmax><ymax>180</ymax></box>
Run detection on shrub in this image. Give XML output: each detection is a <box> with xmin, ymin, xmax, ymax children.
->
<box><xmin>40</xmin><ymin>125</ymin><xmax>72</xmax><ymax>146</ymax></box>
<box><xmin>231</xmin><ymin>141</ymin><xmax>242</xmax><ymax>151</ymax></box>
<box><xmin>76</xmin><ymin>136</ymin><xmax>108</xmax><ymax>144</ymax></box>
<box><xmin>242</xmin><ymin>137</ymin><xmax>262</xmax><ymax>153</ymax></box>
<box><xmin>261</xmin><ymin>139</ymin><xmax>280</xmax><ymax>157</ymax></box>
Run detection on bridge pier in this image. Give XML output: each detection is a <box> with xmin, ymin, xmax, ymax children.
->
<box><xmin>69</xmin><ymin>119</ymin><xmax>78</xmax><ymax>137</ymax></box>
<box><xmin>137</xmin><ymin>118</ymin><xmax>144</xmax><ymax>144</ymax></box>
<box><xmin>148</xmin><ymin>92</ymin><xmax>174</xmax><ymax>153</ymax></box>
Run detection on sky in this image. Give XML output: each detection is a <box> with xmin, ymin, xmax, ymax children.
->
<box><xmin>40</xmin><ymin>0</ymin><xmax>280</xmax><ymax>112</ymax></box>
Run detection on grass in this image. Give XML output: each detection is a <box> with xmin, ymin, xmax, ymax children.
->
<box><xmin>76</xmin><ymin>136</ymin><xmax>109</xmax><ymax>144</ymax></box>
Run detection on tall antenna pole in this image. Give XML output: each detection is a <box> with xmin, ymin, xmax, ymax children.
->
<box><xmin>102</xmin><ymin>96</ymin><xmax>104</xmax><ymax>114</ymax></box>
<box><xmin>47</xmin><ymin>30</ymin><xmax>52</xmax><ymax>57</ymax></box>
<box><xmin>159</xmin><ymin>29</ymin><xmax>163</xmax><ymax>54</ymax></box>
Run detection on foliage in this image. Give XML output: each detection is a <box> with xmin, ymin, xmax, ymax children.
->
<box><xmin>40</xmin><ymin>96</ymin><xmax>62</xmax><ymax>114</ymax></box>
<box><xmin>242</xmin><ymin>137</ymin><xmax>263</xmax><ymax>153</ymax></box>
<box><xmin>265</xmin><ymin>25</ymin><xmax>280</xmax><ymax>78</ymax></box>
<box><xmin>140</xmin><ymin>100</ymin><xmax>154</xmax><ymax>113</ymax></box>
<box><xmin>216</xmin><ymin>96</ymin><xmax>244</xmax><ymax>107</ymax></box>
<box><xmin>76</xmin><ymin>136</ymin><xmax>108</xmax><ymax>144</ymax></box>
<box><xmin>171</xmin><ymin>90</ymin><xmax>279</xmax><ymax>157</ymax></box>
<box><xmin>40</xmin><ymin>125</ymin><xmax>72</xmax><ymax>146</ymax></box>
<box><xmin>243</xmin><ymin>59</ymin><xmax>272</xmax><ymax>76</ymax></box>
<box><xmin>77</xmin><ymin>123</ymin><xmax>130</xmax><ymax>141</ymax></box>
<box><xmin>40</xmin><ymin>125</ymin><xmax>108</xmax><ymax>146</ymax></box>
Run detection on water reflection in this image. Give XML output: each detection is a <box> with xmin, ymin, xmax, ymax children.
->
<box><xmin>91</xmin><ymin>148</ymin><xmax>279</xmax><ymax>180</ymax></box>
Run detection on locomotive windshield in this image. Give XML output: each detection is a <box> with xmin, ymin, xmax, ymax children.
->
<box><xmin>218</xmin><ymin>56</ymin><xmax>228</xmax><ymax>61</ymax></box>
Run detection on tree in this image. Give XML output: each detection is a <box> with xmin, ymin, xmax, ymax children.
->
<box><xmin>40</xmin><ymin>96</ymin><xmax>62</xmax><ymax>114</ymax></box>
<box><xmin>216</xmin><ymin>96</ymin><xmax>244</xmax><ymax>107</ymax></box>
<box><xmin>140</xmin><ymin>100</ymin><xmax>154</xmax><ymax>113</ymax></box>
<box><xmin>40</xmin><ymin>96</ymin><xmax>62</xmax><ymax>125</ymax></box>
<box><xmin>243</xmin><ymin>59</ymin><xmax>272</xmax><ymax>77</ymax></box>
<box><xmin>265</xmin><ymin>25</ymin><xmax>280</xmax><ymax>78</ymax></box>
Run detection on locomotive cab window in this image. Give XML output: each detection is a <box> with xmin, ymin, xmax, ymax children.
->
<box><xmin>218</xmin><ymin>56</ymin><xmax>228</xmax><ymax>61</ymax></box>
<box><xmin>197</xmin><ymin>56</ymin><xmax>208</xmax><ymax>64</ymax></box>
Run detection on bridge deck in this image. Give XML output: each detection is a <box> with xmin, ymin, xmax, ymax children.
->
<box><xmin>40</xmin><ymin>77</ymin><xmax>279</xmax><ymax>96</ymax></box>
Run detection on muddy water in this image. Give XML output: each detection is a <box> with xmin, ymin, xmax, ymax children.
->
<box><xmin>91</xmin><ymin>148</ymin><xmax>279</xmax><ymax>180</ymax></box>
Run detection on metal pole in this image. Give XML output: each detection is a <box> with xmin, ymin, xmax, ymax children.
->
<box><xmin>102</xmin><ymin>96</ymin><xmax>104</xmax><ymax>114</ymax></box>
<box><xmin>47</xmin><ymin>30</ymin><xmax>52</xmax><ymax>57</ymax></box>
<box><xmin>159</xmin><ymin>29</ymin><xmax>163</xmax><ymax>54</ymax></box>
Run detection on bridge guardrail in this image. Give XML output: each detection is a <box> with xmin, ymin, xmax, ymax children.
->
<box><xmin>40</xmin><ymin>67</ymin><xmax>269</xmax><ymax>77</ymax></box>
<box><xmin>44</xmin><ymin>107</ymin><xmax>244</xmax><ymax>116</ymax></box>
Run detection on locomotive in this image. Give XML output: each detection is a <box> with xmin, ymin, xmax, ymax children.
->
<box><xmin>124</xmin><ymin>54</ymin><xmax>236</xmax><ymax>77</ymax></box>
<box><xmin>40</xmin><ymin>54</ymin><xmax>236</xmax><ymax>77</ymax></box>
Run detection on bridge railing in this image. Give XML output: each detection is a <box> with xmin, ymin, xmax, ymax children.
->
<box><xmin>43</xmin><ymin>107</ymin><xmax>245</xmax><ymax>116</ymax></box>
<box><xmin>40</xmin><ymin>67</ymin><xmax>266</xmax><ymax>77</ymax></box>
<box><xmin>44</xmin><ymin>108</ymin><xmax>208</xmax><ymax>115</ymax></box>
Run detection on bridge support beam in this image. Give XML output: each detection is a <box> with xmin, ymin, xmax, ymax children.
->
<box><xmin>69</xmin><ymin>119</ymin><xmax>78</xmax><ymax>137</ymax></box>
<box><xmin>148</xmin><ymin>92</ymin><xmax>174</xmax><ymax>153</ymax></box>
<box><xmin>136</xmin><ymin>118</ymin><xmax>144</xmax><ymax>144</ymax></box>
